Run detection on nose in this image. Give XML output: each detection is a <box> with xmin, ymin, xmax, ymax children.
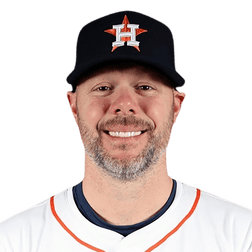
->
<box><xmin>109</xmin><ymin>88</ymin><xmax>139</xmax><ymax>116</ymax></box>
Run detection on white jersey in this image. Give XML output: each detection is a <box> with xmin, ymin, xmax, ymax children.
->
<box><xmin>1</xmin><ymin>181</ymin><xmax>252</xmax><ymax>252</ymax></box>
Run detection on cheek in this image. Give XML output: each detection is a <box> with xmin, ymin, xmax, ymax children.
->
<box><xmin>141</xmin><ymin>97</ymin><xmax>172</xmax><ymax>128</ymax></box>
<box><xmin>85</xmin><ymin>98</ymin><xmax>110</xmax><ymax>126</ymax></box>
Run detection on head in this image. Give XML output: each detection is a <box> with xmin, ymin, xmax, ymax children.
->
<box><xmin>66</xmin><ymin>11</ymin><xmax>185</xmax><ymax>182</ymax></box>
<box><xmin>67</xmin><ymin>61</ymin><xmax>185</xmax><ymax>181</ymax></box>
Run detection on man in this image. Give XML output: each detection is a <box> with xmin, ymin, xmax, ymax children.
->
<box><xmin>0</xmin><ymin>10</ymin><xmax>252</xmax><ymax>252</ymax></box>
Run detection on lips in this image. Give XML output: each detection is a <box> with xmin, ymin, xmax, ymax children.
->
<box><xmin>103</xmin><ymin>130</ymin><xmax>147</xmax><ymax>138</ymax></box>
<box><xmin>104</xmin><ymin>125</ymin><xmax>147</xmax><ymax>132</ymax></box>
<box><xmin>103</xmin><ymin>124</ymin><xmax>148</xmax><ymax>136</ymax></box>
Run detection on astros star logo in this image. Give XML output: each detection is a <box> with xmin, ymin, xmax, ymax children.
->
<box><xmin>104</xmin><ymin>15</ymin><xmax>148</xmax><ymax>52</ymax></box>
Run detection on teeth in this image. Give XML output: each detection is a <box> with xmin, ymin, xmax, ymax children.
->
<box><xmin>108</xmin><ymin>131</ymin><xmax>142</xmax><ymax>137</ymax></box>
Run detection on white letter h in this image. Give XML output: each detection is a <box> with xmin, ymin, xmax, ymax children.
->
<box><xmin>112</xmin><ymin>24</ymin><xmax>140</xmax><ymax>48</ymax></box>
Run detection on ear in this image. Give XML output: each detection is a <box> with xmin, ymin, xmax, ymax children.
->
<box><xmin>173</xmin><ymin>90</ymin><xmax>185</xmax><ymax>123</ymax></box>
<box><xmin>67</xmin><ymin>91</ymin><xmax>78</xmax><ymax>123</ymax></box>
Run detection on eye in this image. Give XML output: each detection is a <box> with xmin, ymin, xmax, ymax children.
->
<box><xmin>138</xmin><ymin>85</ymin><xmax>153</xmax><ymax>91</ymax></box>
<box><xmin>96</xmin><ymin>86</ymin><xmax>111</xmax><ymax>91</ymax></box>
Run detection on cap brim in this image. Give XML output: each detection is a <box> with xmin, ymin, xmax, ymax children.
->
<box><xmin>67</xmin><ymin>54</ymin><xmax>185</xmax><ymax>88</ymax></box>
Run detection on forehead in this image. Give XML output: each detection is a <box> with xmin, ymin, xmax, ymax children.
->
<box><xmin>77</xmin><ymin>61</ymin><xmax>174</xmax><ymax>88</ymax></box>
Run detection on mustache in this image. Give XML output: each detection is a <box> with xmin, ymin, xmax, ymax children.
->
<box><xmin>98</xmin><ymin>115</ymin><xmax>154</xmax><ymax>131</ymax></box>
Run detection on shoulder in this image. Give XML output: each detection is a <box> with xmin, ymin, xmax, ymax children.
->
<box><xmin>0</xmin><ymin>198</ymin><xmax>50</xmax><ymax>230</ymax></box>
<box><xmin>198</xmin><ymin>186</ymin><xmax>252</xmax><ymax>222</ymax></box>
<box><xmin>180</xmin><ymin>182</ymin><xmax>252</xmax><ymax>218</ymax></box>
<box><xmin>0</xmin><ymin>198</ymin><xmax>50</xmax><ymax>250</ymax></box>
<box><xmin>0</xmin><ymin>189</ymin><xmax>69</xmax><ymax>251</ymax></box>
<box><xmin>180</xmin><ymin>182</ymin><xmax>252</xmax><ymax>250</ymax></box>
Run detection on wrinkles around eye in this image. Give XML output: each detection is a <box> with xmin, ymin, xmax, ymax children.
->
<box><xmin>92</xmin><ymin>82</ymin><xmax>156</xmax><ymax>93</ymax></box>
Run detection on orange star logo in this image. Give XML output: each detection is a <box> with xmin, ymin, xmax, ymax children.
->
<box><xmin>104</xmin><ymin>15</ymin><xmax>148</xmax><ymax>52</ymax></box>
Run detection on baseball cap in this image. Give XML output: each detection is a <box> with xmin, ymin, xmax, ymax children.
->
<box><xmin>67</xmin><ymin>11</ymin><xmax>185</xmax><ymax>91</ymax></box>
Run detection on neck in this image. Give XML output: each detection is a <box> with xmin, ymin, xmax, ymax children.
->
<box><xmin>82</xmin><ymin>152</ymin><xmax>173</xmax><ymax>226</ymax></box>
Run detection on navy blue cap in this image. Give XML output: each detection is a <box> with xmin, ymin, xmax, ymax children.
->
<box><xmin>67</xmin><ymin>11</ymin><xmax>185</xmax><ymax>90</ymax></box>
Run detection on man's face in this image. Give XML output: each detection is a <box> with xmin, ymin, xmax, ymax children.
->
<box><xmin>68</xmin><ymin>64</ymin><xmax>184</xmax><ymax>181</ymax></box>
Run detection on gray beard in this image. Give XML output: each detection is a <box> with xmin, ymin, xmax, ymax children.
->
<box><xmin>77</xmin><ymin>110</ymin><xmax>174</xmax><ymax>182</ymax></box>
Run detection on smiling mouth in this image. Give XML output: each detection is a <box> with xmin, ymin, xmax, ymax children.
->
<box><xmin>103</xmin><ymin>130</ymin><xmax>147</xmax><ymax>138</ymax></box>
